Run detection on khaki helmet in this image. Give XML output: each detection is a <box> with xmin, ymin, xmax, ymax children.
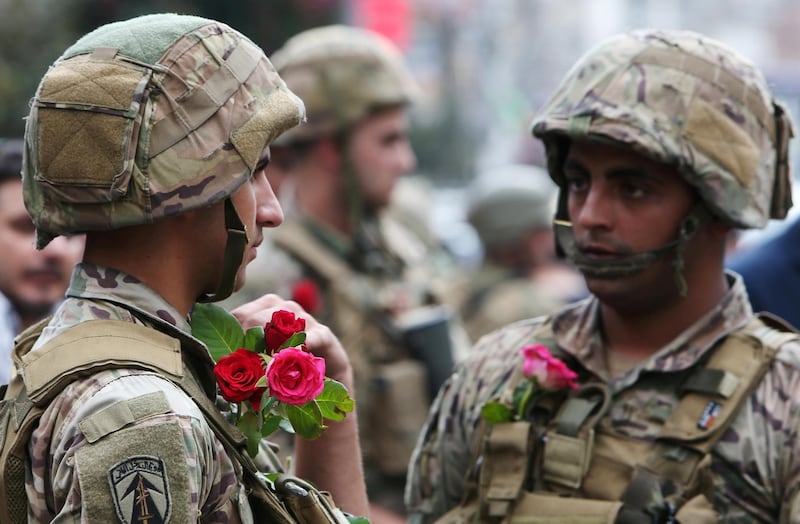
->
<box><xmin>532</xmin><ymin>28</ymin><xmax>793</xmax><ymax>230</ymax></box>
<box><xmin>23</xmin><ymin>13</ymin><xmax>305</xmax><ymax>250</ymax></box>
<box><xmin>270</xmin><ymin>25</ymin><xmax>418</xmax><ymax>144</ymax></box>
<box><xmin>466</xmin><ymin>164</ymin><xmax>557</xmax><ymax>247</ymax></box>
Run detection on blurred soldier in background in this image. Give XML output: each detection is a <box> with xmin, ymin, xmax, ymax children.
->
<box><xmin>462</xmin><ymin>163</ymin><xmax>585</xmax><ymax>341</ymax></box>
<box><xmin>0</xmin><ymin>14</ymin><xmax>368</xmax><ymax>522</ymax></box>
<box><xmin>0</xmin><ymin>139</ymin><xmax>83</xmax><ymax>384</ymax></box>
<box><xmin>407</xmin><ymin>28</ymin><xmax>800</xmax><ymax>523</ymax></box>
<box><xmin>267</xmin><ymin>25</ymin><xmax>468</xmax><ymax>523</ymax></box>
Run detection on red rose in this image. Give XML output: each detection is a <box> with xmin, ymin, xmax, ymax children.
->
<box><xmin>213</xmin><ymin>348</ymin><xmax>267</xmax><ymax>410</ymax></box>
<box><xmin>292</xmin><ymin>279</ymin><xmax>322</xmax><ymax>314</ymax></box>
<box><xmin>265</xmin><ymin>310</ymin><xmax>306</xmax><ymax>353</ymax></box>
<box><xmin>267</xmin><ymin>347</ymin><xmax>325</xmax><ymax>405</ymax></box>
<box><xmin>520</xmin><ymin>344</ymin><xmax>579</xmax><ymax>390</ymax></box>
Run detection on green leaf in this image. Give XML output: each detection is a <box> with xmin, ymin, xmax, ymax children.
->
<box><xmin>316</xmin><ymin>379</ymin><xmax>355</xmax><ymax>421</ymax></box>
<box><xmin>346</xmin><ymin>515</ymin><xmax>371</xmax><ymax>524</ymax></box>
<box><xmin>481</xmin><ymin>401</ymin><xmax>514</xmax><ymax>424</ymax></box>
<box><xmin>261</xmin><ymin>413</ymin><xmax>282</xmax><ymax>437</ymax></box>
<box><xmin>280</xmin><ymin>332</ymin><xmax>307</xmax><ymax>349</ymax></box>
<box><xmin>278</xmin><ymin>417</ymin><xmax>295</xmax><ymax>434</ymax></box>
<box><xmin>239</xmin><ymin>411</ymin><xmax>263</xmax><ymax>458</ymax></box>
<box><xmin>244</xmin><ymin>326</ymin><xmax>267</xmax><ymax>353</ymax></box>
<box><xmin>191</xmin><ymin>303</ymin><xmax>245</xmax><ymax>362</ymax></box>
<box><xmin>286</xmin><ymin>402</ymin><xmax>325</xmax><ymax>439</ymax></box>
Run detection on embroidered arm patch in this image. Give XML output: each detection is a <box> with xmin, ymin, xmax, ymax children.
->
<box><xmin>75</xmin><ymin>420</ymin><xmax>190</xmax><ymax>523</ymax></box>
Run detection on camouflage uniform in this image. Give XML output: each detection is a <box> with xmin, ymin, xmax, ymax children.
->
<box><xmin>407</xmin><ymin>29</ymin><xmax>798</xmax><ymax>523</ymax></box>
<box><xmin>406</xmin><ymin>274</ymin><xmax>800</xmax><ymax>523</ymax></box>
<box><xmin>26</xmin><ymin>262</ymin><xmax>272</xmax><ymax>522</ymax></box>
<box><xmin>266</xmin><ymin>26</ymin><xmax>467</xmax><ymax>514</ymax></box>
<box><xmin>2</xmin><ymin>13</ymin><xmax>307</xmax><ymax>524</ymax></box>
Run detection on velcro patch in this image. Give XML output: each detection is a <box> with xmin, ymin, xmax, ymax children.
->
<box><xmin>76</xmin><ymin>421</ymin><xmax>189</xmax><ymax>523</ymax></box>
<box><xmin>108</xmin><ymin>456</ymin><xmax>171</xmax><ymax>524</ymax></box>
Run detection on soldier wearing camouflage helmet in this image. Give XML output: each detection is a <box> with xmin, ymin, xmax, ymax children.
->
<box><xmin>257</xmin><ymin>25</ymin><xmax>467</xmax><ymax>523</ymax></box>
<box><xmin>460</xmin><ymin>163</ymin><xmax>585</xmax><ymax>341</ymax></box>
<box><xmin>406</xmin><ymin>29</ymin><xmax>800</xmax><ymax>523</ymax></box>
<box><xmin>0</xmin><ymin>13</ymin><xmax>368</xmax><ymax>523</ymax></box>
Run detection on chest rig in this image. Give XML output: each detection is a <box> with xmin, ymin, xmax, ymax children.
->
<box><xmin>0</xmin><ymin>318</ymin><xmax>348</xmax><ymax>524</ymax></box>
<box><xmin>274</xmin><ymin>220</ymin><xmax>454</xmax><ymax>476</ymax></box>
<box><xmin>439</xmin><ymin>313</ymin><xmax>794</xmax><ymax>524</ymax></box>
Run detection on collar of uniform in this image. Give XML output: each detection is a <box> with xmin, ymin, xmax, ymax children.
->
<box><xmin>551</xmin><ymin>271</ymin><xmax>752</xmax><ymax>391</ymax></box>
<box><xmin>65</xmin><ymin>262</ymin><xmax>191</xmax><ymax>334</ymax></box>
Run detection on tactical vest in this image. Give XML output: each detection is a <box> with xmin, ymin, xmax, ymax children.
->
<box><xmin>274</xmin><ymin>220</ymin><xmax>455</xmax><ymax>476</ymax></box>
<box><xmin>435</xmin><ymin>313</ymin><xmax>795</xmax><ymax>524</ymax></box>
<box><xmin>0</xmin><ymin>318</ymin><xmax>349</xmax><ymax>524</ymax></box>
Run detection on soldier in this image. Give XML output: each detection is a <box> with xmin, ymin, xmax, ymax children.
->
<box><xmin>266</xmin><ymin>25</ymin><xmax>466</xmax><ymax>523</ymax></box>
<box><xmin>0</xmin><ymin>139</ymin><xmax>83</xmax><ymax>383</ymax></box>
<box><xmin>462</xmin><ymin>163</ymin><xmax>585</xmax><ymax>341</ymax></box>
<box><xmin>0</xmin><ymin>14</ymin><xmax>367</xmax><ymax>522</ymax></box>
<box><xmin>406</xmin><ymin>29</ymin><xmax>800</xmax><ymax>523</ymax></box>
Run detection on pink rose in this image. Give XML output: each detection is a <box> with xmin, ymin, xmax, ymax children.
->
<box><xmin>519</xmin><ymin>344</ymin><xmax>578</xmax><ymax>390</ymax></box>
<box><xmin>265</xmin><ymin>310</ymin><xmax>306</xmax><ymax>353</ymax></box>
<box><xmin>213</xmin><ymin>348</ymin><xmax>268</xmax><ymax>410</ymax></box>
<box><xmin>267</xmin><ymin>347</ymin><xmax>326</xmax><ymax>405</ymax></box>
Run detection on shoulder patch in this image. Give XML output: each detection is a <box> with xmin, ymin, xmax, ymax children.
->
<box><xmin>76</xmin><ymin>421</ymin><xmax>190</xmax><ymax>523</ymax></box>
<box><xmin>109</xmin><ymin>455</ymin><xmax>171</xmax><ymax>524</ymax></box>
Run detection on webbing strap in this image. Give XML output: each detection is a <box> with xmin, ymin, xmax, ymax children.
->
<box><xmin>20</xmin><ymin>319</ymin><xmax>184</xmax><ymax>405</ymax></box>
<box><xmin>632</xmin><ymin>314</ymin><xmax>785</xmax><ymax>509</ymax></box>
<box><xmin>273</xmin><ymin>221</ymin><xmax>354</xmax><ymax>285</ymax></box>
<box><xmin>679</xmin><ymin>368</ymin><xmax>739</xmax><ymax>398</ymax></box>
<box><xmin>148</xmin><ymin>39</ymin><xmax>262</xmax><ymax>156</ymax></box>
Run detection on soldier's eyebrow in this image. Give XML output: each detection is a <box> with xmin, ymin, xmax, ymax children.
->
<box><xmin>564</xmin><ymin>158</ymin><xmax>664</xmax><ymax>185</ymax></box>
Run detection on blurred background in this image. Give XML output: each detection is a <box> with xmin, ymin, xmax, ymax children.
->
<box><xmin>3</xmin><ymin>0</ymin><xmax>800</xmax><ymax>263</ymax></box>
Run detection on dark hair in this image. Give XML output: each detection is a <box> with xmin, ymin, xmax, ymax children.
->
<box><xmin>0</xmin><ymin>139</ymin><xmax>23</xmax><ymax>182</ymax></box>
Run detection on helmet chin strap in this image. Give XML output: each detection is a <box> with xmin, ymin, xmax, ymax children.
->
<box><xmin>555</xmin><ymin>203</ymin><xmax>709</xmax><ymax>298</ymax></box>
<box><xmin>198</xmin><ymin>198</ymin><xmax>249</xmax><ymax>303</ymax></box>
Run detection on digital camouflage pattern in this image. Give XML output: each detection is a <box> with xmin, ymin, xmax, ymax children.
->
<box><xmin>532</xmin><ymin>29</ymin><xmax>793</xmax><ymax>229</ymax></box>
<box><xmin>24</xmin><ymin>262</ymin><xmax>274</xmax><ymax>522</ymax></box>
<box><xmin>405</xmin><ymin>274</ymin><xmax>800</xmax><ymax>523</ymax></box>
<box><xmin>23</xmin><ymin>14</ymin><xmax>304</xmax><ymax>248</ymax></box>
<box><xmin>270</xmin><ymin>25</ymin><xmax>418</xmax><ymax>144</ymax></box>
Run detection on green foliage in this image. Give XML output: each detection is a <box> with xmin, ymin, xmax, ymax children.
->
<box><xmin>480</xmin><ymin>401</ymin><xmax>514</xmax><ymax>424</ymax></box>
<box><xmin>317</xmin><ymin>379</ymin><xmax>355</xmax><ymax>421</ymax></box>
<box><xmin>191</xmin><ymin>303</ymin><xmax>245</xmax><ymax>360</ymax></box>
<box><xmin>286</xmin><ymin>402</ymin><xmax>325</xmax><ymax>440</ymax></box>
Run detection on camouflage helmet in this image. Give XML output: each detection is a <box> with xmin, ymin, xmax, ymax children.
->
<box><xmin>270</xmin><ymin>25</ymin><xmax>418</xmax><ymax>144</ymax></box>
<box><xmin>532</xmin><ymin>28</ymin><xmax>793</xmax><ymax>229</ymax></box>
<box><xmin>466</xmin><ymin>164</ymin><xmax>557</xmax><ymax>247</ymax></box>
<box><xmin>23</xmin><ymin>13</ymin><xmax>305</xmax><ymax>248</ymax></box>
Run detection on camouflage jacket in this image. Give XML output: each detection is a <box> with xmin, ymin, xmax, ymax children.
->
<box><xmin>25</xmin><ymin>262</ymin><xmax>264</xmax><ymax>523</ymax></box>
<box><xmin>405</xmin><ymin>272</ymin><xmax>800</xmax><ymax>523</ymax></box>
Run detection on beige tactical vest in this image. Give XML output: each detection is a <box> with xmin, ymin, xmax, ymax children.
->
<box><xmin>274</xmin><ymin>220</ymin><xmax>451</xmax><ymax>476</ymax></box>
<box><xmin>0</xmin><ymin>318</ymin><xmax>348</xmax><ymax>524</ymax></box>
<box><xmin>435</xmin><ymin>313</ymin><xmax>794</xmax><ymax>524</ymax></box>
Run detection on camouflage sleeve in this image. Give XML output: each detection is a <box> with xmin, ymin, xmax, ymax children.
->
<box><xmin>713</xmin><ymin>341</ymin><xmax>800</xmax><ymax>523</ymax></box>
<box><xmin>405</xmin><ymin>321</ymin><xmax>538</xmax><ymax>523</ymax></box>
<box><xmin>27</xmin><ymin>370</ymin><xmax>244</xmax><ymax>523</ymax></box>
